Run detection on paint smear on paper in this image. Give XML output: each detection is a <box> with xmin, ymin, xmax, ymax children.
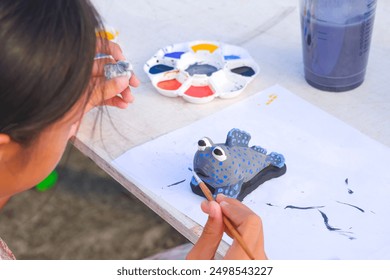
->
<box><xmin>166</xmin><ymin>179</ymin><xmax>186</xmax><ymax>187</ymax></box>
<box><xmin>185</xmin><ymin>85</ymin><xmax>214</xmax><ymax>98</ymax></box>
<box><xmin>285</xmin><ymin>205</ymin><xmax>325</xmax><ymax>210</ymax></box>
<box><xmin>336</xmin><ymin>201</ymin><xmax>365</xmax><ymax>213</ymax></box>
<box><xmin>149</xmin><ymin>64</ymin><xmax>174</xmax><ymax>74</ymax></box>
<box><xmin>157</xmin><ymin>79</ymin><xmax>182</xmax><ymax>90</ymax></box>
<box><xmin>266</xmin><ymin>94</ymin><xmax>278</xmax><ymax>105</ymax></box>
<box><xmin>318</xmin><ymin>210</ymin><xmax>340</xmax><ymax>231</ymax></box>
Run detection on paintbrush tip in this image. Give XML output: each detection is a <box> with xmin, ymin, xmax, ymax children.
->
<box><xmin>190</xmin><ymin>169</ymin><xmax>202</xmax><ymax>185</ymax></box>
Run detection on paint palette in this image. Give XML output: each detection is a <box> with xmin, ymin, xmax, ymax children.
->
<box><xmin>144</xmin><ymin>41</ymin><xmax>259</xmax><ymax>104</ymax></box>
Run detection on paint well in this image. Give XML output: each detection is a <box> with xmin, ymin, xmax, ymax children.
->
<box><xmin>149</xmin><ymin>64</ymin><xmax>174</xmax><ymax>74</ymax></box>
<box><xmin>157</xmin><ymin>79</ymin><xmax>182</xmax><ymax>90</ymax></box>
<box><xmin>185</xmin><ymin>63</ymin><xmax>218</xmax><ymax>76</ymax></box>
<box><xmin>164</xmin><ymin>52</ymin><xmax>185</xmax><ymax>59</ymax></box>
<box><xmin>231</xmin><ymin>66</ymin><xmax>256</xmax><ymax>77</ymax></box>
<box><xmin>191</xmin><ymin>43</ymin><xmax>218</xmax><ymax>53</ymax></box>
<box><xmin>185</xmin><ymin>85</ymin><xmax>214</xmax><ymax>98</ymax></box>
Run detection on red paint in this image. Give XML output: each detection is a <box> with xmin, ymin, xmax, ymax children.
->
<box><xmin>157</xmin><ymin>79</ymin><xmax>182</xmax><ymax>90</ymax></box>
<box><xmin>185</xmin><ymin>85</ymin><xmax>214</xmax><ymax>98</ymax></box>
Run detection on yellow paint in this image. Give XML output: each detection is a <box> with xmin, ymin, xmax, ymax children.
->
<box><xmin>96</xmin><ymin>29</ymin><xmax>119</xmax><ymax>41</ymax></box>
<box><xmin>191</xmin><ymin>43</ymin><xmax>219</xmax><ymax>53</ymax></box>
<box><xmin>266</xmin><ymin>94</ymin><xmax>278</xmax><ymax>105</ymax></box>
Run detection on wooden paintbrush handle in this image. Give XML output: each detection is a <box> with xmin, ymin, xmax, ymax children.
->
<box><xmin>199</xmin><ymin>181</ymin><xmax>214</xmax><ymax>201</ymax></box>
<box><xmin>223</xmin><ymin>216</ymin><xmax>256</xmax><ymax>260</ymax></box>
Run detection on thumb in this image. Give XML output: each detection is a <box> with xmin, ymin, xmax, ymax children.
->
<box><xmin>186</xmin><ymin>201</ymin><xmax>224</xmax><ymax>259</ymax></box>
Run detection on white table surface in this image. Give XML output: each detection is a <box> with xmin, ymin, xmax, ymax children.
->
<box><xmin>74</xmin><ymin>0</ymin><xmax>390</xmax><ymax>258</ymax></box>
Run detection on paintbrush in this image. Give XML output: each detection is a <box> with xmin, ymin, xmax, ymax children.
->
<box><xmin>189</xmin><ymin>168</ymin><xmax>256</xmax><ymax>260</ymax></box>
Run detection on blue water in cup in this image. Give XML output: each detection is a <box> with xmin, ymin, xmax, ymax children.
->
<box><xmin>300</xmin><ymin>0</ymin><xmax>377</xmax><ymax>92</ymax></box>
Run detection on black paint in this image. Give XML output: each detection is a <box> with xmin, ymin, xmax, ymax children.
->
<box><xmin>336</xmin><ymin>201</ymin><xmax>365</xmax><ymax>213</ymax></box>
<box><xmin>285</xmin><ymin>205</ymin><xmax>324</xmax><ymax>210</ymax></box>
<box><xmin>318</xmin><ymin>210</ymin><xmax>340</xmax><ymax>231</ymax></box>
<box><xmin>345</xmin><ymin>178</ymin><xmax>349</xmax><ymax>185</ymax></box>
<box><xmin>231</xmin><ymin>66</ymin><xmax>255</xmax><ymax>77</ymax></box>
<box><xmin>166</xmin><ymin>179</ymin><xmax>186</xmax><ymax>187</ymax></box>
<box><xmin>348</xmin><ymin>188</ymin><xmax>354</xmax><ymax>194</ymax></box>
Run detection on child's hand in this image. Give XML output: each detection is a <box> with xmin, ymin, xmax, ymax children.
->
<box><xmin>86</xmin><ymin>39</ymin><xmax>140</xmax><ymax>112</ymax></box>
<box><xmin>187</xmin><ymin>194</ymin><xmax>267</xmax><ymax>260</ymax></box>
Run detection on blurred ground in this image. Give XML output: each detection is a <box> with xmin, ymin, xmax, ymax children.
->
<box><xmin>0</xmin><ymin>145</ymin><xmax>188</xmax><ymax>259</ymax></box>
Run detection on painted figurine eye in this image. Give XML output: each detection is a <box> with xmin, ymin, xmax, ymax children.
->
<box><xmin>212</xmin><ymin>146</ymin><xmax>227</xmax><ymax>161</ymax></box>
<box><xmin>198</xmin><ymin>137</ymin><xmax>212</xmax><ymax>151</ymax></box>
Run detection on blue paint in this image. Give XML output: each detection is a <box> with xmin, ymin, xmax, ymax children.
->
<box><xmin>164</xmin><ymin>51</ymin><xmax>185</xmax><ymax>59</ymax></box>
<box><xmin>149</xmin><ymin>64</ymin><xmax>174</xmax><ymax>74</ymax></box>
<box><xmin>224</xmin><ymin>55</ymin><xmax>240</xmax><ymax>60</ymax></box>
<box><xmin>231</xmin><ymin>66</ymin><xmax>255</xmax><ymax>77</ymax></box>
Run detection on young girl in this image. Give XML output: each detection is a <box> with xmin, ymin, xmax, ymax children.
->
<box><xmin>0</xmin><ymin>0</ymin><xmax>266</xmax><ymax>260</ymax></box>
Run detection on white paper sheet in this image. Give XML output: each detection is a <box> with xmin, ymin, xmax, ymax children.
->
<box><xmin>112</xmin><ymin>85</ymin><xmax>390</xmax><ymax>260</ymax></box>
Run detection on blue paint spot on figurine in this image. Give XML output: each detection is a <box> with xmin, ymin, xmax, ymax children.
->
<box><xmin>190</xmin><ymin>128</ymin><xmax>287</xmax><ymax>201</ymax></box>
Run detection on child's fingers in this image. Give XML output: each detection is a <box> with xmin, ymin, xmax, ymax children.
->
<box><xmin>219</xmin><ymin>200</ymin><xmax>267</xmax><ymax>259</ymax></box>
<box><xmin>186</xmin><ymin>201</ymin><xmax>224</xmax><ymax>260</ymax></box>
<box><xmin>92</xmin><ymin>57</ymin><xmax>115</xmax><ymax>77</ymax></box>
<box><xmin>105</xmin><ymin>96</ymin><xmax>128</xmax><ymax>108</ymax></box>
<box><xmin>88</xmin><ymin>76</ymin><xmax>128</xmax><ymax>107</ymax></box>
<box><xmin>220</xmin><ymin>201</ymin><xmax>262</xmax><ymax>237</ymax></box>
<box><xmin>96</xmin><ymin>38</ymin><xmax>126</xmax><ymax>61</ymax></box>
<box><xmin>216</xmin><ymin>194</ymin><xmax>251</xmax><ymax>209</ymax></box>
<box><xmin>119</xmin><ymin>86</ymin><xmax>134</xmax><ymax>103</ymax></box>
<box><xmin>129</xmin><ymin>73</ymin><xmax>141</xmax><ymax>88</ymax></box>
<box><xmin>100</xmin><ymin>76</ymin><xmax>129</xmax><ymax>100</ymax></box>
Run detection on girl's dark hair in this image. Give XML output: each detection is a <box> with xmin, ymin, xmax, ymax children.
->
<box><xmin>0</xmin><ymin>0</ymin><xmax>103</xmax><ymax>145</ymax></box>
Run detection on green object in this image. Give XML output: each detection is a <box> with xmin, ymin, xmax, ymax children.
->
<box><xmin>36</xmin><ymin>170</ymin><xmax>58</xmax><ymax>192</ymax></box>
